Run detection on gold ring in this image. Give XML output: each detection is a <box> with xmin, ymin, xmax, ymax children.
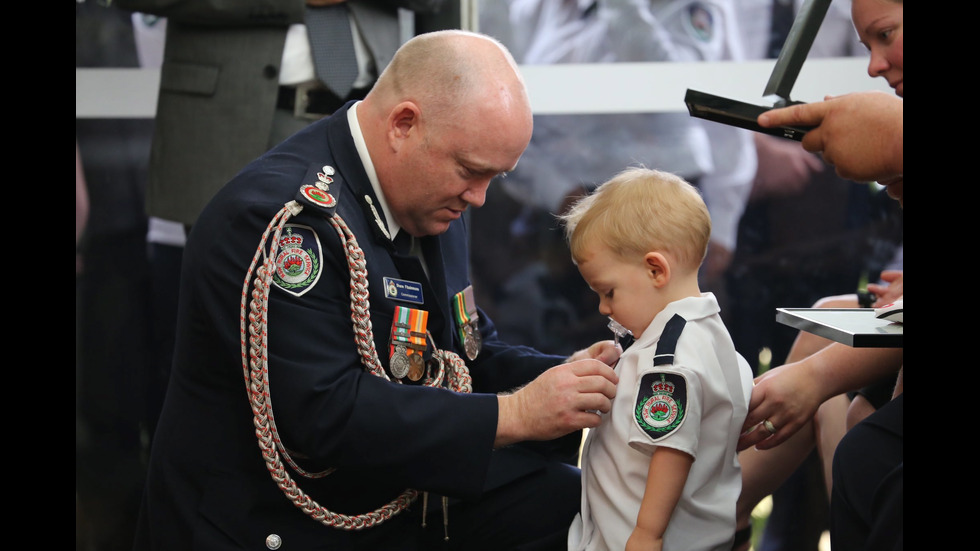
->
<box><xmin>763</xmin><ymin>419</ymin><xmax>776</xmax><ymax>434</ymax></box>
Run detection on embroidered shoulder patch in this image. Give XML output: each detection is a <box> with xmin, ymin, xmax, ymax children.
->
<box><xmin>272</xmin><ymin>224</ymin><xmax>323</xmax><ymax>296</ymax></box>
<box><xmin>634</xmin><ymin>372</ymin><xmax>688</xmax><ymax>441</ymax></box>
<box><xmin>294</xmin><ymin>164</ymin><xmax>340</xmax><ymax>217</ymax></box>
<box><xmin>685</xmin><ymin>3</ymin><xmax>715</xmax><ymax>42</ymax></box>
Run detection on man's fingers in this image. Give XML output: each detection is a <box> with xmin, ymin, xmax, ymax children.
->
<box><xmin>579</xmin><ymin>391</ymin><xmax>614</xmax><ymax>415</ymax></box>
<box><xmin>568</xmin><ymin>374</ymin><xmax>616</xmax><ymax>417</ymax></box>
<box><xmin>594</xmin><ymin>343</ymin><xmax>623</xmax><ymax>366</ymax></box>
<box><xmin>571</xmin><ymin>409</ymin><xmax>605</xmax><ymax>430</ymax></box>
<box><xmin>569</xmin><ymin>358</ymin><xmax>619</xmax><ymax>386</ymax></box>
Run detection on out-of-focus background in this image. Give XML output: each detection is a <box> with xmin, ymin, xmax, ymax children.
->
<box><xmin>76</xmin><ymin>1</ymin><xmax>901</xmax><ymax>550</ymax></box>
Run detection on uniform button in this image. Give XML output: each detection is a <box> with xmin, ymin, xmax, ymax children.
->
<box><xmin>265</xmin><ymin>533</ymin><xmax>282</xmax><ymax>550</ymax></box>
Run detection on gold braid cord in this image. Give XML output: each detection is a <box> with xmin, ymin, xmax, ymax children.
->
<box><xmin>239</xmin><ymin>200</ymin><xmax>472</xmax><ymax>530</ymax></box>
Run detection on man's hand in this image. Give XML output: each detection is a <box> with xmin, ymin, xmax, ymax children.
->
<box><xmin>566</xmin><ymin>339</ymin><xmax>622</xmax><ymax>366</ymax></box>
<box><xmin>495</xmin><ymin>359</ymin><xmax>618</xmax><ymax>448</ymax></box>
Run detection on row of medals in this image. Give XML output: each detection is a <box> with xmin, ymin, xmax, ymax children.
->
<box><xmin>389</xmin><ymin>319</ymin><xmax>481</xmax><ymax>381</ymax></box>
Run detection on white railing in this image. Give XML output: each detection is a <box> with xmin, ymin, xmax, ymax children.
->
<box><xmin>76</xmin><ymin>58</ymin><xmax>889</xmax><ymax>119</ymax></box>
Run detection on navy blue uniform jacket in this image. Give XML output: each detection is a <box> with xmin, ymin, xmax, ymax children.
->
<box><xmin>134</xmin><ymin>103</ymin><xmax>567</xmax><ymax>550</ymax></box>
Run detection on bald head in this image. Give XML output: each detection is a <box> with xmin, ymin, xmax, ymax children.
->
<box><xmin>356</xmin><ymin>30</ymin><xmax>534</xmax><ymax>237</ymax></box>
<box><xmin>364</xmin><ymin>30</ymin><xmax>531</xmax><ymax>131</ymax></box>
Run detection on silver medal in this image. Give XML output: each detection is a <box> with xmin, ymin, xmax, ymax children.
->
<box><xmin>390</xmin><ymin>344</ymin><xmax>410</xmax><ymax>379</ymax></box>
<box><xmin>463</xmin><ymin>323</ymin><xmax>481</xmax><ymax>361</ymax></box>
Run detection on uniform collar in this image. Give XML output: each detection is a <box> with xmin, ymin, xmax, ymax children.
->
<box><xmin>348</xmin><ymin>102</ymin><xmax>404</xmax><ymax>243</ymax></box>
<box><xmin>632</xmin><ymin>292</ymin><xmax>721</xmax><ymax>348</ymax></box>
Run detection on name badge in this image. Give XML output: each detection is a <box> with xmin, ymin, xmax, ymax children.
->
<box><xmin>384</xmin><ymin>277</ymin><xmax>424</xmax><ymax>305</ymax></box>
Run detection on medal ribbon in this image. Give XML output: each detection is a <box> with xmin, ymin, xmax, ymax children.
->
<box><xmin>391</xmin><ymin>306</ymin><xmax>428</xmax><ymax>359</ymax></box>
<box><xmin>452</xmin><ymin>286</ymin><xmax>478</xmax><ymax>343</ymax></box>
<box><xmin>407</xmin><ymin>308</ymin><xmax>428</xmax><ymax>360</ymax></box>
<box><xmin>390</xmin><ymin>306</ymin><xmax>411</xmax><ymax>358</ymax></box>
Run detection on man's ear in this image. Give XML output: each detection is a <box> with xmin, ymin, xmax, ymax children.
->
<box><xmin>645</xmin><ymin>252</ymin><xmax>670</xmax><ymax>288</ymax></box>
<box><xmin>387</xmin><ymin>101</ymin><xmax>420</xmax><ymax>149</ymax></box>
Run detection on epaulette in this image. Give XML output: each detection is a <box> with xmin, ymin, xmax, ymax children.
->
<box><xmin>294</xmin><ymin>163</ymin><xmax>341</xmax><ymax>217</ymax></box>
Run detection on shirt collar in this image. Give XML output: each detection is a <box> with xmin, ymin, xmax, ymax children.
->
<box><xmin>348</xmin><ymin>102</ymin><xmax>403</xmax><ymax>242</ymax></box>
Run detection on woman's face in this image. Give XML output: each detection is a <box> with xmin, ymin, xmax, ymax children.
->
<box><xmin>852</xmin><ymin>0</ymin><xmax>903</xmax><ymax>97</ymax></box>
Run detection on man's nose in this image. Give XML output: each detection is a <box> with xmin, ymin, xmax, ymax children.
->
<box><xmin>461</xmin><ymin>179</ymin><xmax>491</xmax><ymax>208</ymax></box>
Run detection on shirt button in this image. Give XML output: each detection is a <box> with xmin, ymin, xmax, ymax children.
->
<box><xmin>265</xmin><ymin>533</ymin><xmax>282</xmax><ymax>550</ymax></box>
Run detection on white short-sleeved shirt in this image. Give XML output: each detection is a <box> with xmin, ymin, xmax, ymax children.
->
<box><xmin>568</xmin><ymin>293</ymin><xmax>753</xmax><ymax>551</ymax></box>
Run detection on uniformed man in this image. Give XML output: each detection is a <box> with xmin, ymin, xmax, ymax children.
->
<box><xmin>133</xmin><ymin>30</ymin><xmax>621</xmax><ymax>551</ymax></box>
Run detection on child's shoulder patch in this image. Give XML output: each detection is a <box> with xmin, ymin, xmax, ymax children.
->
<box><xmin>634</xmin><ymin>371</ymin><xmax>688</xmax><ymax>441</ymax></box>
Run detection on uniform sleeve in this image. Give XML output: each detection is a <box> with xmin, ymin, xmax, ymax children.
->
<box><xmin>628</xmin><ymin>364</ymin><xmax>702</xmax><ymax>459</ymax></box>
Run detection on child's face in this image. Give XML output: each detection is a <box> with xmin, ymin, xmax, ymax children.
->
<box><xmin>576</xmin><ymin>243</ymin><xmax>667</xmax><ymax>339</ymax></box>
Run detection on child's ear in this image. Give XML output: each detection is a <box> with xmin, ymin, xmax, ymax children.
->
<box><xmin>644</xmin><ymin>252</ymin><xmax>670</xmax><ymax>288</ymax></box>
